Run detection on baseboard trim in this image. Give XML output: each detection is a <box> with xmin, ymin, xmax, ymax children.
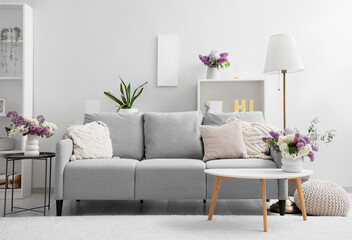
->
<box><xmin>32</xmin><ymin>188</ymin><xmax>54</xmax><ymax>194</ymax></box>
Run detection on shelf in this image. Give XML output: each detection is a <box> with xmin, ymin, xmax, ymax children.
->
<box><xmin>199</xmin><ymin>78</ymin><xmax>264</xmax><ymax>82</ymax></box>
<box><xmin>1</xmin><ymin>40</ymin><xmax>23</xmax><ymax>43</ymax></box>
<box><xmin>0</xmin><ymin>77</ymin><xmax>22</xmax><ymax>80</ymax></box>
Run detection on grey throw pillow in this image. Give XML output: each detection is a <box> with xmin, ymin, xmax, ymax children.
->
<box><xmin>202</xmin><ymin>111</ymin><xmax>265</xmax><ymax>126</ymax></box>
<box><xmin>144</xmin><ymin>111</ymin><xmax>204</xmax><ymax>159</ymax></box>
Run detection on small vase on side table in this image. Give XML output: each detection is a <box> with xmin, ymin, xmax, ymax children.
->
<box><xmin>206</xmin><ymin>67</ymin><xmax>220</xmax><ymax>79</ymax></box>
<box><xmin>25</xmin><ymin>134</ymin><xmax>39</xmax><ymax>156</ymax></box>
<box><xmin>282</xmin><ymin>156</ymin><xmax>303</xmax><ymax>173</ymax></box>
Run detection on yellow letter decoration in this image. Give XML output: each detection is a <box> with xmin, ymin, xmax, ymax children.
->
<box><xmin>234</xmin><ymin>100</ymin><xmax>246</xmax><ymax>112</ymax></box>
<box><xmin>234</xmin><ymin>99</ymin><xmax>254</xmax><ymax>112</ymax></box>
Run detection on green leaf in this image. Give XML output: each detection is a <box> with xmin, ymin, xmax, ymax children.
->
<box><xmin>120</xmin><ymin>83</ymin><xmax>125</xmax><ymax>96</ymax></box>
<box><xmin>131</xmin><ymin>82</ymin><xmax>148</xmax><ymax>99</ymax></box>
<box><xmin>121</xmin><ymin>95</ymin><xmax>128</xmax><ymax>104</ymax></box>
<box><xmin>104</xmin><ymin>91</ymin><xmax>124</xmax><ymax>106</ymax></box>
<box><xmin>127</xmin><ymin>83</ymin><xmax>131</xmax><ymax>105</ymax></box>
<box><xmin>131</xmin><ymin>88</ymin><xmax>144</xmax><ymax>105</ymax></box>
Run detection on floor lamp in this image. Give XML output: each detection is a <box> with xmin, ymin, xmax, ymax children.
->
<box><xmin>264</xmin><ymin>33</ymin><xmax>304</xmax><ymax>213</ymax></box>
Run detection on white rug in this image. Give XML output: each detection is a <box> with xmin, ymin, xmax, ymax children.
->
<box><xmin>1</xmin><ymin>215</ymin><xmax>352</xmax><ymax>240</ymax></box>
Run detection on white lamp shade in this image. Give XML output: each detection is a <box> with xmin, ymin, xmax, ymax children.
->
<box><xmin>264</xmin><ymin>33</ymin><xmax>304</xmax><ymax>74</ymax></box>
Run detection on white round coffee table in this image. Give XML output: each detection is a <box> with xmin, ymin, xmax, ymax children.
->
<box><xmin>205</xmin><ymin>168</ymin><xmax>314</xmax><ymax>232</ymax></box>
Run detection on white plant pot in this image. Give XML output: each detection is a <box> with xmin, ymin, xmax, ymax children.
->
<box><xmin>25</xmin><ymin>134</ymin><xmax>40</xmax><ymax>156</ymax></box>
<box><xmin>206</xmin><ymin>67</ymin><xmax>220</xmax><ymax>79</ymax></box>
<box><xmin>118</xmin><ymin>108</ymin><xmax>138</xmax><ymax>114</ymax></box>
<box><xmin>281</xmin><ymin>156</ymin><xmax>303</xmax><ymax>173</ymax></box>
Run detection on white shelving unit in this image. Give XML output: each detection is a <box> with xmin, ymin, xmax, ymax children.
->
<box><xmin>197</xmin><ymin>78</ymin><xmax>266</xmax><ymax>115</ymax></box>
<box><xmin>0</xmin><ymin>3</ymin><xmax>33</xmax><ymax>199</ymax></box>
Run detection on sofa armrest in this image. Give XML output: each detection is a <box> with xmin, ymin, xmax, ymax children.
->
<box><xmin>55</xmin><ymin>139</ymin><xmax>73</xmax><ymax>200</ymax></box>
<box><xmin>270</xmin><ymin>148</ymin><xmax>283</xmax><ymax>168</ymax></box>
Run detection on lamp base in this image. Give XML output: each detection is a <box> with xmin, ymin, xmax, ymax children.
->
<box><xmin>270</xmin><ymin>198</ymin><xmax>300</xmax><ymax>214</ymax></box>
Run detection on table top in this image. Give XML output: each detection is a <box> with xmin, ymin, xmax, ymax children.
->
<box><xmin>204</xmin><ymin>168</ymin><xmax>313</xmax><ymax>179</ymax></box>
<box><xmin>3</xmin><ymin>152</ymin><xmax>56</xmax><ymax>160</ymax></box>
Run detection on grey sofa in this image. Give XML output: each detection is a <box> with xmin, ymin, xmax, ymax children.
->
<box><xmin>55</xmin><ymin>111</ymin><xmax>287</xmax><ymax>216</ymax></box>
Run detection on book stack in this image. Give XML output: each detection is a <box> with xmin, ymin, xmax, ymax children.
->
<box><xmin>0</xmin><ymin>173</ymin><xmax>21</xmax><ymax>189</ymax></box>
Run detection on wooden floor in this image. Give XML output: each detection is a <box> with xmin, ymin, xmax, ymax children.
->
<box><xmin>0</xmin><ymin>191</ymin><xmax>282</xmax><ymax>217</ymax></box>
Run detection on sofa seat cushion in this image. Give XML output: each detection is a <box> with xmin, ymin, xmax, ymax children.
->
<box><xmin>84</xmin><ymin>112</ymin><xmax>144</xmax><ymax>160</ymax></box>
<box><xmin>206</xmin><ymin>158</ymin><xmax>277</xmax><ymax>169</ymax></box>
<box><xmin>205</xmin><ymin>158</ymin><xmax>279</xmax><ymax>199</ymax></box>
<box><xmin>63</xmin><ymin>158</ymin><xmax>138</xmax><ymax>200</ymax></box>
<box><xmin>144</xmin><ymin>111</ymin><xmax>203</xmax><ymax>159</ymax></box>
<box><xmin>135</xmin><ymin>159</ymin><xmax>206</xmax><ymax>199</ymax></box>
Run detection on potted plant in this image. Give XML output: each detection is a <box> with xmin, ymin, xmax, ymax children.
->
<box><xmin>199</xmin><ymin>50</ymin><xmax>230</xmax><ymax>79</ymax></box>
<box><xmin>104</xmin><ymin>76</ymin><xmax>148</xmax><ymax>113</ymax></box>
<box><xmin>5</xmin><ymin>111</ymin><xmax>57</xmax><ymax>156</ymax></box>
<box><xmin>262</xmin><ymin>118</ymin><xmax>336</xmax><ymax>173</ymax></box>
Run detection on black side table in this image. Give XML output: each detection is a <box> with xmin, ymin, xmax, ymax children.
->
<box><xmin>2</xmin><ymin>152</ymin><xmax>55</xmax><ymax>217</ymax></box>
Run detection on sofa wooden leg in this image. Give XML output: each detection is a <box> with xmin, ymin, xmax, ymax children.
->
<box><xmin>279</xmin><ymin>200</ymin><xmax>285</xmax><ymax>216</ymax></box>
<box><xmin>76</xmin><ymin>200</ymin><xmax>81</xmax><ymax>202</ymax></box>
<box><xmin>140</xmin><ymin>200</ymin><xmax>143</xmax><ymax>204</ymax></box>
<box><xmin>203</xmin><ymin>199</ymin><xmax>206</xmax><ymax>203</ymax></box>
<box><xmin>56</xmin><ymin>200</ymin><xmax>63</xmax><ymax>216</ymax></box>
<box><xmin>266</xmin><ymin>199</ymin><xmax>270</xmax><ymax>202</ymax></box>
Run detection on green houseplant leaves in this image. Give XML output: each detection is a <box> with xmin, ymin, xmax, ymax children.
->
<box><xmin>104</xmin><ymin>76</ymin><xmax>148</xmax><ymax>112</ymax></box>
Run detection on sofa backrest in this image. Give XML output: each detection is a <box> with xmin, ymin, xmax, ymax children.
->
<box><xmin>144</xmin><ymin>111</ymin><xmax>204</xmax><ymax>159</ymax></box>
<box><xmin>202</xmin><ymin>111</ymin><xmax>265</xmax><ymax>126</ymax></box>
<box><xmin>84</xmin><ymin>112</ymin><xmax>144</xmax><ymax>160</ymax></box>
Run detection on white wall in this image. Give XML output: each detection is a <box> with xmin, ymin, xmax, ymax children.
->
<box><xmin>1</xmin><ymin>0</ymin><xmax>351</xmax><ymax>188</ymax></box>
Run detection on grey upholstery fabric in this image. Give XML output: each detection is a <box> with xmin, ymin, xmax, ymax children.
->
<box><xmin>84</xmin><ymin>112</ymin><xmax>144</xmax><ymax>160</ymax></box>
<box><xmin>64</xmin><ymin>158</ymin><xmax>138</xmax><ymax>200</ymax></box>
<box><xmin>144</xmin><ymin>111</ymin><xmax>203</xmax><ymax>159</ymax></box>
<box><xmin>135</xmin><ymin>159</ymin><xmax>206</xmax><ymax>199</ymax></box>
<box><xmin>202</xmin><ymin>111</ymin><xmax>265</xmax><ymax>125</ymax></box>
<box><xmin>55</xmin><ymin>139</ymin><xmax>73</xmax><ymax>200</ymax></box>
<box><xmin>270</xmin><ymin>148</ymin><xmax>283</xmax><ymax>168</ymax></box>
<box><xmin>205</xmin><ymin>159</ymin><xmax>287</xmax><ymax>200</ymax></box>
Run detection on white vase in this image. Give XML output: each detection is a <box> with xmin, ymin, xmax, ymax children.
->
<box><xmin>118</xmin><ymin>108</ymin><xmax>138</xmax><ymax>114</ymax></box>
<box><xmin>206</xmin><ymin>67</ymin><xmax>220</xmax><ymax>79</ymax></box>
<box><xmin>25</xmin><ymin>134</ymin><xmax>40</xmax><ymax>156</ymax></box>
<box><xmin>281</xmin><ymin>156</ymin><xmax>303</xmax><ymax>173</ymax></box>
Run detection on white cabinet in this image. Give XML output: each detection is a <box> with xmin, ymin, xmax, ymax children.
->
<box><xmin>0</xmin><ymin>3</ymin><xmax>33</xmax><ymax>199</ymax></box>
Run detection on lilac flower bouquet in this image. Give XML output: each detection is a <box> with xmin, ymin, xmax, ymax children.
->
<box><xmin>199</xmin><ymin>50</ymin><xmax>230</xmax><ymax>69</ymax></box>
<box><xmin>5</xmin><ymin>111</ymin><xmax>57</xmax><ymax>138</ymax></box>
<box><xmin>262</xmin><ymin>129</ymin><xmax>318</xmax><ymax>161</ymax></box>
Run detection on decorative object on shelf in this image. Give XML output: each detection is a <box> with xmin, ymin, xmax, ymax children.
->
<box><xmin>294</xmin><ymin>180</ymin><xmax>350</xmax><ymax>216</ymax></box>
<box><xmin>233</xmin><ymin>63</ymin><xmax>244</xmax><ymax>79</ymax></box>
<box><xmin>204</xmin><ymin>100</ymin><xmax>223</xmax><ymax>113</ymax></box>
<box><xmin>4</xmin><ymin>111</ymin><xmax>57</xmax><ymax>156</ymax></box>
<box><xmin>264</xmin><ymin>33</ymin><xmax>303</xmax><ymax>129</ymax></box>
<box><xmin>234</xmin><ymin>99</ymin><xmax>254</xmax><ymax>112</ymax></box>
<box><xmin>0</xmin><ymin>27</ymin><xmax>21</xmax><ymax>76</ymax></box>
<box><xmin>0</xmin><ymin>99</ymin><xmax>5</xmax><ymax>114</ymax></box>
<box><xmin>0</xmin><ymin>138</ymin><xmax>15</xmax><ymax>151</ymax></box>
<box><xmin>104</xmin><ymin>75</ymin><xmax>148</xmax><ymax>113</ymax></box>
<box><xmin>199</xmin><ymin>50</ymin><xmax>230</xmax><ymax>79</ymax></box>
<box><xmin>157</xmin><ymin>35</ymin><xmax>179</xmax><ymax>86</ymax></box>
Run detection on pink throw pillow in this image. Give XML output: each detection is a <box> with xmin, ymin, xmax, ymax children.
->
<box><xmin>200</xmin><ymin>120</ymin><xmax>248</xmax><ymax>161</ymax></box>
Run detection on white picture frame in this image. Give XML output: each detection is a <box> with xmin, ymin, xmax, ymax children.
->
<box><xmin>0</xmin><ymin>99</ymin><xmax>5</xmax><ymax>114</ymax></box>
<box><xmin>157</xmin><ymin>35</ymin><xmax>179</xmax><ymax>87</ymax></box>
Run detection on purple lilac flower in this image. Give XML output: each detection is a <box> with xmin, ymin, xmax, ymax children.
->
<box><xmin>37</xmin><ymin>115</ymin><xmax>45</xmax><ymax>124</ymax></box>
<box><xmin>296</xmin><ymin>142</ymin><xmax>304</xmax><ymax>150</ymax></box>
<box><xmin>220</xmin><ymin>52</ymin><xmax>229</xmax><ymax>57</ymax></box>
<box><xmin>216</xmin><ymin>57</ymin><xmax>228</xmax><ymax>65</ymax></box>
<box><xmin>307</xmin><ymin>152</ymin><xmax>315</xmax><ymax>162</ymax></box>
<box><xmin>293</xmin><ymin>132</ymin><xmax>300</xmax><ymax>143</ymax></box>
<box><xmin>29</xmin><ymin>124</ymin><xmax>36</xmax><ymax>132</ymax></box>
<box><xmin>262</xmin><ymin>136</ymin><xmax>272</xmax><ymax>142</ymax></box>
<box><xmin>269</xmin><ymin>131</ymin><xmax>280</xmax><ymax>141</ymax></box>
<box><xmin>284</xmin><ymin>128</ymin><xmax>295</xmax><ymax>135</ymax></box>
<box><xmin>311</xmin><ymin>144</ymin><xmax>319</xmax><ymax>152</ymax></box>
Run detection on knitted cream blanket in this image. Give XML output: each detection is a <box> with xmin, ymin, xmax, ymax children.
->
<box><xmin>226</xmin><ymin>118</ymin><xmax>279</xmax><ymax>159</ymax></box>
<box><xmin>63</xmin><ymin>121</ymin><xmax>113</xmax><ymax>160</ymax></box>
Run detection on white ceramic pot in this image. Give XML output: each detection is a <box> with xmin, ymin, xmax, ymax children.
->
<box><xmin>24</xmin><ymin>134</ymin><xmax>40</xmax><ymax>156</ymax></box>
<box><xmin>118</xmin><ymin>108</ymin><xmax>138</xmax><ymax>114</ymax></box>
<box><xmin>206</xmin><ymin>67</ymin><xmax>220</xmax><ymax>79</ymax></box>
<box><xmin>281</xmin><ymin>156</ymin><xmax>303</xmax><ymax>173</ymax></box>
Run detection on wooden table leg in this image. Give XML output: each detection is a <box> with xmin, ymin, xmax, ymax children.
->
<box><xmin>295</xmin><ymin>178</ymin><xmax>307</xmax><ymax>221</ymax></box>
<box><xmin>208</xmin><ymin>176</ymin><xmax>222</xmax><ymax>220</ymax></box>
<box><xmin>260</xmin><ymin>179</ymin><xmax>268</xmax><ymax>232</ymax></box>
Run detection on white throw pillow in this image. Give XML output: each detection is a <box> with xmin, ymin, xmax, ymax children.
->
<box><xmin>63</xmin><ymin>121</ymin><xmax>113</xmax><ymax>160</ymax></box>
<box><xmin>226</xmin><ymin>117</ymin><xmax>279</xmax><ymax>159</ymax></box>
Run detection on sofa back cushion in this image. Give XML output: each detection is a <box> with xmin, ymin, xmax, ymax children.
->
<box><xmin>144</xmin><ymin>111</ymin><xmax>203</xmax><ymax>159</ymax></box>
<box><xmin>202</xmin><ymin>111</ymin><xmax>265</xmax><ymax>126</ymax></box>
<box><xmin>84</xmin><ymin>112</ymin><xmax>144</xmax><ymax>160</ymax></box>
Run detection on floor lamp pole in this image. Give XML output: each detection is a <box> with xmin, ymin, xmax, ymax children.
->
<box><xmin>282</xmin><ymin>69</ymin><xmax>287</xmax><ymax>129</ymax></box>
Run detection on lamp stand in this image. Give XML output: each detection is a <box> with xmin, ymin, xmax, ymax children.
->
<box><xmin>270</xmin><ymin>69</ymin><xmax>300</xmax><ymax>215</ymax></box>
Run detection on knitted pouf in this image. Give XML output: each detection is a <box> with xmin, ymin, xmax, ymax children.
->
<box><xmin>294</xmin><ymin>180</ymin><xmax>350</xmax><ymax>216</ymax></box>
